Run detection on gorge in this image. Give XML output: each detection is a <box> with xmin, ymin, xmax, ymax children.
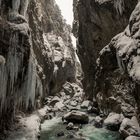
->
<box><xmin>0</xmin><ymin>0</ymin><xmax>140</xmax><ymax>140</ymax></box>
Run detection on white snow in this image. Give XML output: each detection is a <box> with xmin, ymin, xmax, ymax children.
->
<box><xmin>6</xmin><ymin>107</ymin><xmax>47</xmax><ymax>140</ymax></box>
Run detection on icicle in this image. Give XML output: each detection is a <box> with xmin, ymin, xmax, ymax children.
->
<box><xmin>20</xmin><ymin>0</ymin><xmax>29</xmax><ymax>16</ymax></box>
<box><xmin>114</xmin><ymin>0</ymin><xmax>125</xmax><ymax>15</ymax></box>
<box><xmin>116</xmin><ymin>52</ymin><xmax>125</xmax><ymax>73</ymax></box>
<box><xmin>12</xmin><ymin>0</ymin><xmax>20</xmax><ymax>13</ymax></box>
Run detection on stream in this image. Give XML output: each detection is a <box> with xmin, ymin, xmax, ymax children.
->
<box><xmin>40</xmin><ymin>117</ymin><xmax>122</xmax><ymax>140</ymax></box>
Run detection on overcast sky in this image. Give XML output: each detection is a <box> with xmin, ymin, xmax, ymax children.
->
<box><xmin>55</xmin><ymin>0</ymin><xmax>73</xmax><ymax>26</ymax></box>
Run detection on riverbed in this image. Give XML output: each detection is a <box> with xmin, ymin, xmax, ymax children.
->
<box><xmin>40</xmin><ymin>117</ymin><xmax>122</xmax><ymax>140</ymax></box>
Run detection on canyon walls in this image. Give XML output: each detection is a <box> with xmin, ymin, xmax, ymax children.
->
<box><xmin>0</xmin><ymin>0</ymin><xmax>77</xmax><ymax>131</ymax></box>
<box><xmin>73</xmin><ymin>0</ymin><xmax>137</xmax><ymax>98</ymax></box>
<box><xmin>74</xmin><ymin>0</ymin><xmax>140</xmax><ymax>121</ymax></box>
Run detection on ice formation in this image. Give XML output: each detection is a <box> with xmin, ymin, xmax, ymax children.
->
<box><xmin>0</xmin><ymin>24</ymin><xmax>43</xmax><ymax>121</ymax></box>
<box><xmin>114</xmin><ymin>0</ymin><xmax>125</xmax><ymax>15</ymax></box>
<box><xmin>12</xmin><ymin>0</ymin><xmax>29</xmax><ymax>16</ymax></box>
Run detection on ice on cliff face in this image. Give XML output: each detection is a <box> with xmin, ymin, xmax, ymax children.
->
<box><xmin>0</xmin><ymin>25</ymin><xmax>43</xmax><ymax>117</ymax></box>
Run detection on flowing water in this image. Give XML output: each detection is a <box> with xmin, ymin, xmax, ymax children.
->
<box><xmin>40</xmin><ymin>117</ymin><xmax>122</xmax><ymax>140</ymax></box>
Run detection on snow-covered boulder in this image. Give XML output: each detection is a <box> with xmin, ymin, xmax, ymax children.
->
<box><xmin>49</xmin><ymin>96</ymin><xmax>61</xmax><ymax>107</ymax></box>
<box><xmin>94</xmin><ymin>116</ymin><xmax>103</xmax><ymax>128</ymax></box>
<box><xmin>81</xmin><ymin>100</ymin><xmax>91</xmax><ymax>109</ymax></box>
<box><xmin>104</xmin><ymin>113</ymin><xmax>124</xmax><ymax>131</ymax></box>
<box><xmin>119</xmin><ymin>117</ymin><xmax>140</xmax><ymax>138</ymax></box>
<box><xmin>126</xmin><ymin>136</ymin><xmax>140</xmax><ymax>140</ymax></box>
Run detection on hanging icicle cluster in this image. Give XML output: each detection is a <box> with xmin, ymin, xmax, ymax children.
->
<box><xmin>114</xmin><ymin>0</ymin><xmax>125</xmax><ymax>15</ymax></box>
<box><xmin>0</xmin><ymin>22</ymin><xmax>43</xmax><ymax>130</ymax></box>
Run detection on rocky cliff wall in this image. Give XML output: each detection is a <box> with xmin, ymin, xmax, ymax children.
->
<box><xmin>95</xmin><ymin>1</ymin><xmax>140</xmax><ymax>122</ymax></box>
<box><xmin>0</xmin><ymin>0</ymin><xmax>77</xmax><ymax>131</ymax></box>
<box><xmin>73</xmin><ymin>0</ymin><xmax>138</xmax><ymax>98</ymax></box>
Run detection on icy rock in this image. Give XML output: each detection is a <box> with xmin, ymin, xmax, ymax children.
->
<box><xmin>70</xmin><ymin>100</ymin><xmax>78</xmax><ymax>107</ymax></box>
<box><xmin>121</xmin><ymin>103</ymin><xmax>135</xmax><ymax>118</ymax></box>
<box><xmin>81</xmin><ymin>100</ymin><xmax>91</xmax><ymax>109</ymax></box>
<box><xmin>119</xmin><ymin>117</ymin><xmax>140</xmax><ymax>138</ymax></box>
<box><xmin>54</xmin><ymin>101</ymin><xmax>65</xmax><ymax>110</ymax></box>
<box><xmin>49</xmin><ymin>96</ymin><xmax>61</xmax><ymax>106</ymax></box>
<box><xmin>87</xmin><ymin>106</ymin><xmax>99</xmax><ymax>114</ymax></box>
<box><xmin>57</xmin><ymin>131</ymin><xmax>64</xmax><ymax>137</ymax></box>
<box><xmin>63</xmin><ymin>110</ymin><xmax>89</xmax><ymax>124</ymax></box>
<box><xmin>126</xmin><ymin>136</ymin><xmax>140</xmax><ymax>140</ymax></box>
<box><xmin>104</xmin><ymin>112</ymin><xmax>124</xmax><ymax>131</ymax></box>
<box><xmin>94</xmin><ymin>116</ymin><xmax>103</xmax><ymax>128</ymax></box>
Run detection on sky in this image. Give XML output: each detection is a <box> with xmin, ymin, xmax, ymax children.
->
<box><xmin>55</xmin><ymin>0</ymin><xmax>73</xmax><ymax>26</ymax></box>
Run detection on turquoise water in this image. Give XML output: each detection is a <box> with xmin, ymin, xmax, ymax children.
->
<box><xmin>40</xmin><ymin>117</ymin><xmax>122</xmax><ymax>140</ymax></box>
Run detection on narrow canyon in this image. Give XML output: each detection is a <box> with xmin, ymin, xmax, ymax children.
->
<box><xmin>0</xmin><ymin>0</ymin><xmax>140</xmax><ymax>140</ymax></box>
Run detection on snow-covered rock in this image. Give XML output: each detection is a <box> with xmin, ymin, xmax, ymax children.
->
<box><xmin>104</xmin><ymin>113</ymin><xmax>124</xmax><ymax>131</ymax></box>
<box><xmin>48</xmin><ymin>96</ymin><xmax>61</xmax><ymax>107</ymax></box>
<box><xmin>81</xmin><ymin>100</ymin><xmax>91</xmax><ymax>109</ymax></box>
<box><xmin>119</xmin><ymin>117</ymin><xmax>140</xmax><ymax>138</ymax></box>
<box><xmin>126</xmin><ymin>136</ymin><xmax>140</xmax><ymax>140</ymax></box>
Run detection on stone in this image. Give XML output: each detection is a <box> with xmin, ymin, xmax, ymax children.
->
<box><xmin>57</xmin><ymin>131</ymin><xmax>64</xmax><ymax>137</ymax></box>
<box><xmin>87</xmin><ymin>106</ymin><xmax>99</xmax><ymax>114</ymax></box>
<box><xmin>49</xmin><ymin>96</ymin><xmax>61</xmax><ymax>107</ymax></box>
<box><xmin>119</xmin><ymin>117</ymin><xmax>140</xmax><ymax>138</ymax></box>
<box><xmin>121</xmin><ymin>103</ymin><xmax>135</xmax><ymax>118</ymax></box>
<box><xmin>63</xmin><ymin>111</ymin><xmax>89</xmax><ymax>124</ymax></box>
<box><xmin>70</xmin><ymin>100</ymin><xmax>78</xmax><ymax>107</ymax></box>
<box><xmin>66</xmin><ymin>122</ymin><xmax>74</xmax><ymax>130</ymax></box>
<box><xmin>66</xmin><ymin>134</ymin><xmax>74</xmax><ymax>139</ymax></box>
<box><xmin>94</xmin><ymin>116</ymin><xmax>103</xmax><ymax>128</ymax></box>
<box><xmin>126</xmin><ymin>136</ymin><xmax>140</xmax><ymax>140</ymax></box>
<box><xmin>104</xmin><ymin>113</ymin><xmax>124</xmax><ymax>131</ymax></box>
<box><xmin>54</xmin><ymin>101</ymin><xmax>65</xmax><ymax>110</ymax></box>
<box><xmin>81</xmin><ymin>100</ymin><xmax>91</xmax><ymax>109</ymax></box>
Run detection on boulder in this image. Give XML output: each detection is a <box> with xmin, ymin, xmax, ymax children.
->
<box><xmin>126</xmin><ymin>136</ymin><xmax>140</xmax><ymax>140</ymax></box>
<box><xmin>119</xmin><ymin>117</ymin><xmax>140</xmax><ymax>138</ymax></box>
<box><xmin>81</xmin><ymin>100</ymin><xmax>91</xmax><ymax>109</ymax></box>
<box><xmin>54</xmin><ymin>101</ymin><xmax>65</xmax><ymax>110</ymax></box>
<box><xmin>87</xmin><ymin>106</ymin><xmax>99</xmax><ymax>114</ymax></box>
<box><xmin>104</xmin><ymin>113</ymin><xmax>124</xmax><ymax>131</ymax></box>
<box><xmin>121</xmin><ymin>103</ymin><xmax>135</xmax><ymax>118</ymax></box>
<box><xmin>94</xmin><ymin>116</ymin><xmax>103</xmax><ymax>128</ymax></box>
<box><xmin>70</xmin><ymin>100</ymin><xmax>78</xmax><ymax>107</ymax></box>
<box><xmin>49</xmin><ymin>96</ymin><xmax>61</xmax><ymax>106</ymax></box>
<box><xmin>57</xmin><ymin>131</ymin><xmax>64</xmax><ymax>137</ymax></box>
<box><xmin>63</xmin><ymin>111</ymin><xmax>89</xmax><ymax>124</ymax></box>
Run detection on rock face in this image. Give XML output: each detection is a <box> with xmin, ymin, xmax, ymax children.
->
<box><xmin>73</xmin><ymin>0</ymin><xmax>137</xmax><ymax>98</ymax></box>
<box><xmin>0</xmin><ymin>0</ymin><xmax>77</xmax><ymax>132</ymax></box>
<box><xmin>95</xmin><ymin>1</ymin><xmax>140</xmax><ymax>122</ymax></box>
<box><xmin>28</xmin><ymin>0</ymin><xmax>77</xmax><ymax>96</ymax></box>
